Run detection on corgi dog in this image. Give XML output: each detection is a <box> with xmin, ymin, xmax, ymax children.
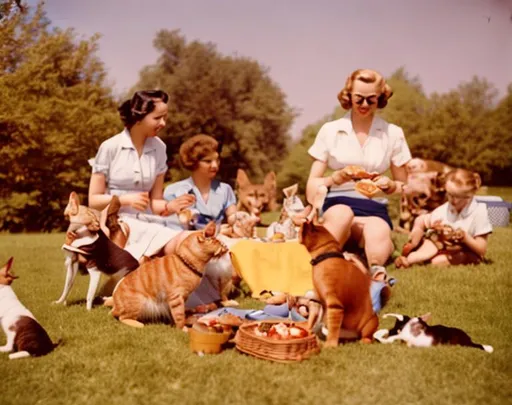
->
<box><xmin>56</xmin><ymin>192</ymin><xmax>139</xmax><ymax>310</ymax></box>
<box><xmin>0</xmin><ymin>257</ymin><xmax>59</xmax><ymax>359</ymax></box>
<box><xmin>236</xmin><ymin>169</ymin><xmax>278</xmax><ymax>217</ymax></box>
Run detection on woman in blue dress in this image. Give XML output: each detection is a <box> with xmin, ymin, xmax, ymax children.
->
<box><xmin>163</xmin><ymin>134</ymin><xmax>238</xmax><ymax>230</ymax></box>
<box><xmin>88</xmin><ymin>90</ymin><xmax>191</xmax><ymax>260</ymax></box>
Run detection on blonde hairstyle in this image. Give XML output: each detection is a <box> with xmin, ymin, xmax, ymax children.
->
<box><xmin>445</xmin><ymin>169</ymin><xmax>482</xmax><ymax>192</ymax></box>
<box><xmin>337</xmin><ymin>69</ymin><xmax>393</xmax><ymax>110</ymax></box>
<box><xmin>179</xmin><ymin>134</ymin><xmax>219</xmax><ymax>171</ymax></box>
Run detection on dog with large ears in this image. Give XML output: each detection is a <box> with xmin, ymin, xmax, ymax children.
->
<box><xmin>0</xmin><ymin>257</ymin><xmax>60</xmax><ymax>359</ymax></box>
<box><xmin>57</xmin><ymin>192</ymin><xmax>139</xmax><ymax>310</ymax></box>
<box><xmin>298</xmin><ymin>211</ymin><xmax>378</xmax><ymax>347</ymax></box>
<box><xmin>236</xmin><ymin>169</ymin><xmax>278</xmax><ymax>216</ymax></box>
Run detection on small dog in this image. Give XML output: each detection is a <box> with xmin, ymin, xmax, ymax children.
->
<box><xmin>236</xmin><ymin>169</ymin><xmax>278</xmax><ymax>217</ymax></box>
<box><xmin>56</xmin><ymin>192</ymin><xmax>139</xmax><ymax>310</ymax></box>
<box><xmin>299</xmin><ymin>214</ymin><xmax>378</xmax><ymax>347</ymax></box>
<box><xmin>0</xmin><ymin>257</ymin><xmax>60</xmax><ymax>359</ymax></box>
<box><xmin>373</xmin><ymin>313</ymin><xmax>493</xmax><ymax>353</ymax></box>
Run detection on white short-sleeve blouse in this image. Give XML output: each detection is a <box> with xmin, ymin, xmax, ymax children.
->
<box><xmin>89</xmin><ymin>129</ymin><xmax>168</xmax><ymax>215</ymax></box>
<box><xmin>429</xmin><ymin>198</ymin><xmax>493</xmax><ymax>237</ymax></box>
<box><xmin>308</xmin><ymin>112</ymin><xmax>412</xmax><ymax>194</ymax></box>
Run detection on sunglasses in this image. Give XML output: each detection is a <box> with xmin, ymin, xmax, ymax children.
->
<box><xmin>352</xmin><ymin>94</ymin><xmax>378</xmax><ymax>106</ymax></box>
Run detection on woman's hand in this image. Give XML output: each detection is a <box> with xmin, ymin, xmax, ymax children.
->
<box><xmin>374</xmin><ymin>175</ymin><xmax>397</xmax><ymax>194</ymax></box>
<box><xmin>120</xmin><ymin>192</ymin><xmax>150</xmax><ymax>211</ymax></box>
<box><xmin>165</xmin><ymin>194</ymin><xmax>196</xmax><ymax>215</ymax></box>
<box><xmin>331</xmin><ymin>168</ymin><xmax>352</xmax><ymax>185</ymax></box>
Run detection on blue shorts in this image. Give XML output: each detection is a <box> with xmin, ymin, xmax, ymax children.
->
<box><xmin>322</xmin><ymin>196</ymin><xmax>393</xmax><ymax>230</ymax></box>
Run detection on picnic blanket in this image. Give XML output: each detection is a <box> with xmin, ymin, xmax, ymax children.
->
<box><xmin>229</xmin><ymin>240</ymin><xmax>314</xmax><ymax>297</ymax></box>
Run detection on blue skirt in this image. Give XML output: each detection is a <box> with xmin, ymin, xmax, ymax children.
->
<box><xmin>322</xmin><ymin>196</ymin><xmax>393</xmax><ymax>229</ymax></box>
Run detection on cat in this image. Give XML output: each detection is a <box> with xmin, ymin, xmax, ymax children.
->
<box><xmin>299</xmin><ymin>214</ymin><xmax>378</xmax><ymax>347</ymax></box>
<box><xmin>110</xmin><ymin>221</ymin><xmax>228</xmax><ymax>330</ymax></box>
<box><xmin>374</xmin><ymin>313</ymin><xmax>493</xmax><ymax>353</ymax></box>
<box><xmin>0</xmin><ymin>257</ymin><xmax>59</xmax><ymax>359</ymax></box>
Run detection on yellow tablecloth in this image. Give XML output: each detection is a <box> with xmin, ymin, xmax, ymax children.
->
<box><xmin>230</xmin><ymin>240</ymin><xmax>314</xmax><ymax>297</ymax></box>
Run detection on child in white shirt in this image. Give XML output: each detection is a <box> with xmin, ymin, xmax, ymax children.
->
<box><xmin>395</xmin><ymin>169</ymin><xmax>492</xmax><ymax>267</ymax></box>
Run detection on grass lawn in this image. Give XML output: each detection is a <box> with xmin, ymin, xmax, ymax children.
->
<box><xmin>0</xmin><ymin>227</ymin><xmax>511</xmax><ymax>405</ymax></box>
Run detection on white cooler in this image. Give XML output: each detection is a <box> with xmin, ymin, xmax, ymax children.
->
<box><xmin>475</xmin><ymin>196</ymin><xmax>512</xmax><ymax>227</ymax></box>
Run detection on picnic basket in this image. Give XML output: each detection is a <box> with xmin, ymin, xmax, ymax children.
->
<box><xmin>234</xmin><ymin>320</ymin><xmax>320</xmax><ymax>363</ymax></box>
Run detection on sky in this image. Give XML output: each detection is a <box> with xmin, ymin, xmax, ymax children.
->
<box><xmin>26</xmin><ymin>0</ymin><xmax>512</xmax><ymax>139</ymax></box>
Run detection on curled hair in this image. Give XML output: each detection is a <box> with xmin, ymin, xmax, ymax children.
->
<box><xmin>445</xmin><ymin>168</ymin><xmax>481</xmax><ymax>191</ymax></box>
<box><xmin>179</xmin><ymin>134</ymin><xmax>219</xmax><ymax>171</ymax></box>
<box><xmin>118</xmin><ymin>90</ymin><xmax>169</xmax><ymax>128</ymax></box>
<box><xmin>337</xmin><ymin>69</ymin><xmax>393</xmax><ymax>110</ymax></box>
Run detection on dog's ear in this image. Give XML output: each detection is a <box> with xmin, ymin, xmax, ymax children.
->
<box><xmin>65</xmin><ymin>192</ymin><xmax>80</xmax><ymax>217</ymax></box>
<box><xmin>236</xmin><ymin>169</ymin><xmax>252</xmax><ymax>189</ymax></box>
<box><xmin>0</xmin><ymin>257</ymin><xmax>18</xmax><ymax>280</ymax></box>
<box><xmin>263</xmin><ymin>171</ymin><xmax>277</xmax><ymax>191</ymax></box>
<box><xmin>203</xmin><ymin>221</ymin><xmax>217</xmax><ymax>238</ymax></box>
<box><xmin>419</xmin><ymin>312</ymin><xmax>432</xmax><ymax>323</ymax></box>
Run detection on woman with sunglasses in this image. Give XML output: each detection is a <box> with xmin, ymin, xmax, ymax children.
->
<box><xmin>306</xmin><ymin>69</ymin><xmax>412</xmax><ymax>280</ymax></box>
<box><xmin>88</xmin><ymin>90</ymin><xmax>188</xmax><ymax>261</ymax></box>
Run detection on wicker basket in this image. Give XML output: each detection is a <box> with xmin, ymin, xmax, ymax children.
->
<box><xmin>234</xmin><ymin>320</ymin><xmax>320</xmax><ymax>363</ymax></box>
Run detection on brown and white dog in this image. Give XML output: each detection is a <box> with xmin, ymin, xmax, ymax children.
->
<box><xmin>0</xmin><ymin>257</ymin><xmax>60</xmax><ymax>359</ymax></box>
<box><xmin>236</xmin><ymin>169</ymin><xmax>278</xmax><ymax>217</ymax></box>
<box><xmin>56</xmin><ymin>192</ymin><xmax>139</xmax><ymax>310</ymax></box>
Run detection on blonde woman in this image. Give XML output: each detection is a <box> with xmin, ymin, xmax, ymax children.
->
<box><xmin>306</xmin><ymin>69</ymin><xmax>412</xmax><ymax>279</ymax></box>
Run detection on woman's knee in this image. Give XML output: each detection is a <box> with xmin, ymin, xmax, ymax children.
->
<box><xmin>363</xmin><ymin>217</ymin><xmax>392</xmax><ymax>242</ymax></box>
<box><xmin>323</xmin><ymin>205</ymin><xmax>354</xmax><ymax>225</ymax></box>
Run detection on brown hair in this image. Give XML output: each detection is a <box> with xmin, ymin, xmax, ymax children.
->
<box><xmin>179</xmin><ymin>134</ymin><xmax>219</xmax><ymax>170</ymax></box>
<box><xmin>445</xmin><ymin>169</ymin><xmax>482</xmax><ymax>192</ymax></box>
<box><xmin>118</xmin><ymin>90</ymin><xmax>169</xmax><ymax>129</ymax></box>
<box><xmin>337</xmin><ymin>69</ymin><xmax>393</xmax><ymax>110</ymax></box>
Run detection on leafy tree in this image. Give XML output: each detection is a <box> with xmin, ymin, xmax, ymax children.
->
<box><xmin>131</xmin><ymin>30</ymin><xmax>296</xmax><ymax>185</ymax></box>
<box><xmin>0</xmin><ymin>1</ymin><xmax>119</xmax><ymax>231</ymax></box>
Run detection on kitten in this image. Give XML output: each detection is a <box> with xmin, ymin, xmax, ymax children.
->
<box><xmin>374</xmin><ymin>313</ymin><xmax>493</xmax><ymax>353</ymax></box>
<box><xmin>110</xmin><ymin>221</ymin><xmax>228</xmax><ymax>330</ymax></box>
<box><xmin>0</xmin><ymin>257</ymin><xmax>59</xmax><ymax>359</ymax></box>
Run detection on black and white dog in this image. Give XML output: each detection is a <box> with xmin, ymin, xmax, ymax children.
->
<box><xmin>374</xmin><ymin>313</ymin><xmax>493</xmax><ymax>353</ymax></box>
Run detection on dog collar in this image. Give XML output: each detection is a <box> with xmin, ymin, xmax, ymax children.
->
<box><xmin>175</xmin><ymin>253</ymin><xmax>204</xmax><ymax>278</ymax></box>
<box><xmin>310</xmin><ymin>251</ymin><xmax>346</xmax><ymax>266</ymax></box>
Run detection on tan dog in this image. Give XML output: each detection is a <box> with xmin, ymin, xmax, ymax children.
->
<box><xmin>299</xmin><ymin>215</ymin><xmax>378</xmax><ymax>347</ymax></box>
<box><xmin>236</xmin><ymin>169</ymin><xmax>278</xmax><ymax>216</ymax></box>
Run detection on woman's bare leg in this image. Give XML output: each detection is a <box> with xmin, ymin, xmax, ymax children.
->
<box><xmin>351</xmin><ymin>217</ymin><xmax>394</xmax><ymax>267</ymax></box>
<box><xmin>321</xmin><ymin>205</ymin><xmax>354</xmax><ymax>248</ymax></box>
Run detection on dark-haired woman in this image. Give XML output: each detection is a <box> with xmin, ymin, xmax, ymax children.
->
<box><xmin>88</xmin><ymin>90</ymin><xmax>190</xmax><ymax>260</ymax></box>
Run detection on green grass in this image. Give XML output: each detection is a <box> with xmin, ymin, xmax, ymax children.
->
<box><xmin>1</xmin><ymin>230</ymin><xmax>511</xmax><ymax>405</ymax></box>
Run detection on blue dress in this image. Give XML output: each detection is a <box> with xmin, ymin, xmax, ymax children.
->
<box><xmin>163</xmin><ymin>177</ymin><xmax>237</xmax><ymax>230</ymax></box>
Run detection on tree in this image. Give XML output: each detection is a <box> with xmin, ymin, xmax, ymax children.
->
<box><xmin>131</xmin><ymin>30</ymin><xmax>296</xmax><ymax>185</ymax></box>
<box><xmin>0</xmin><ymin>1</ymin><xmax>119</xmax><ymax>231</ymax></box>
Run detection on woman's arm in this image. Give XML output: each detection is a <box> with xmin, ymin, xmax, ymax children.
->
<box><xmin>89</xmin><ymin>173</ymin><xmax>150</xmax><ymax>212</ymax></box>
<box><xmin>386</xmin><ymin>162</ymin><xmax>408</xmax><ymax>195</ymax></box>
<box><xmin>88</xmin><ymin>173</ymin><xmax>114</xmax><ymax>210</ymax></box>
<box><xmin>462</xmin><ymin>233</ymin><xmax>489</xmax><ymax>257</ymax></box>
<box><xmin>150</xmin><ymin>173</ymin><xmax>167</xmax><ymax>214</ymax></box>
<box><xmin>306</xmin><ymin>160</ymin><xmax>335</xmax><ymax>204</ymax></box>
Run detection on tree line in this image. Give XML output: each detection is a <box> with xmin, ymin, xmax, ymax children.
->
<box><xmin>1</xmin><ymin>1</ymin><xmax>510</xmax><ymax>232</ymax></box>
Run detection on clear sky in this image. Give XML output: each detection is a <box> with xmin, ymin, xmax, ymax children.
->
<box><xmin>27</xmin><ymin>0</ymin><xmax>512</xmax><ymax>139</ymax></box>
